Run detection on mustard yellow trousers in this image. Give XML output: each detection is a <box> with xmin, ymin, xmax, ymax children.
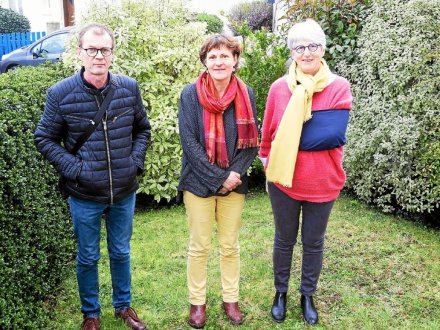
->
<box><xmin>183</xmin><ymin>191</ymin><xmax>245</xmax><ymax>305</ymax></box>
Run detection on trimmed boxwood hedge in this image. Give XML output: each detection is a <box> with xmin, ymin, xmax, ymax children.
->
<box><xmin>0</xmin><ymin>63</ymin><xmax>74</xmax><ymax>329</ymax></box>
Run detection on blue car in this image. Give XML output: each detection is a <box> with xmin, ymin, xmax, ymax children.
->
<box><xmin>0</xmin><ymin>27</ymin><xmax>74</xmax><ymax>73</ymax></box>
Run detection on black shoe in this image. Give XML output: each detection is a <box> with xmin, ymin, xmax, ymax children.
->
<box><xmin>301</xmin><ymin>294</ymin><xmax>318</xmax><ymax>325</ymax></box>
<box><xmin>271</xmin><ymin>292</ymin><xmax>287</xmax><ymax>322</ymax></box>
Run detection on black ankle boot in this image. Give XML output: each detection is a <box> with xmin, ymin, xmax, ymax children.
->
<box><xmin>271</xmin><ymin>292</ymin><xmax>287</xmax><ymax>322</ymax></box>
<box><xmin>301</xmin><ymin>294</ymin><xmax>318</xmax><ymax>325</ymax></box>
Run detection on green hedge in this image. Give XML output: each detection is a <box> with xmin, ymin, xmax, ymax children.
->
<box><xmin>339</xmin><ymin>0</ymin><xmax>440</xmax><ymax>216</ymax></box>
<box><xmin>0</xmin><ymin>64</ymin><xmax>74</xmax><ymax>329</ymax></box>
<box><xmin>0</xmin><ymin>7</ymin><xmax>30</xmax><ymax>33</ymax></box>
<box><xmin>195</xmin><ymin>13</ymin><xmax>223</xmax><ymax>34</ymax></box>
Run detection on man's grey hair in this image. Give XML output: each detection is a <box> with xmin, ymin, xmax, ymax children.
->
<box><xmin>77</xmin><ymin>23</ymin><xmax>115</xmax><ymax>48</ymax></box>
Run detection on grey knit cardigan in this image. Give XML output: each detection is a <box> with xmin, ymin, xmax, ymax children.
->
<box><xmin>177</xmin><ymin>83</ymin><xmax>259</xmax><ymax>198</ymax></box>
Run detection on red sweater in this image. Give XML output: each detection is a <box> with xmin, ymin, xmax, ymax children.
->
<box><xmin>260</xmin><ymin>75</ymin><xmax>352</xmax><ymax>202</ymax></box>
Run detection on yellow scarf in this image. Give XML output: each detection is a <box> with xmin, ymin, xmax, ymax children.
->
<box><xmin>265</xmin><ymin>59</ymin><xmax>330</xmax><ymax>187</ymax></box>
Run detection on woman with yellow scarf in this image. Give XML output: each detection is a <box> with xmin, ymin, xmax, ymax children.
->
<box><xmin>260</xmin><ymin>19</ymin><xmax>353</xmax><ymax>325</ymax></box>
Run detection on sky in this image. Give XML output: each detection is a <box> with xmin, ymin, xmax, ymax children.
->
<box><xmin>188</xmin><ymin>0</ymin><xmax>252</xmax><ymax>15</ymax></box>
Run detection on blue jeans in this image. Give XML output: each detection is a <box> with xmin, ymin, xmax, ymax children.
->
<box><xmin>69</xmin><ymin>193</ymin><xmax>135</xmax><ymax>317</ymax></box>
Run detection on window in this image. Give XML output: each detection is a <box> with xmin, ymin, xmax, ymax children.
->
<box><xmin>32</xmin><ymin>32</ymin><xmax>68</xmax><ymax>56</ymax></box>
<box><xmin>40</xmin><ymin>33</ymin><xmax>68</xmax><ymax>53</ymax></box>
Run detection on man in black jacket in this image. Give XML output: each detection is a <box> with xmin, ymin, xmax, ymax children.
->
<box><xmin>34</xmin><ymin>23</ymin><xmax>150</xmax><ymax>330</ymax></box>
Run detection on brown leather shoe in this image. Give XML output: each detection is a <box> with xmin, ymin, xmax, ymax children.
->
<box><xmin>223</xmin><ymin>302</ymin><xmax>244</xmax><ymax>326</ymax></box>
<box><xmin>115</xmin><ymin>307</ymin><xmax>147</xmax><ymax>330</ymax></box>
<box><xmin>188</xmin><ymin>304</ymin><xmax>206</xmax><ymax>329</ymax></box>
<box><xmin>81</xmin><ymin>317</ymin><xmax>101</xmax><ymax>330</ymax></box>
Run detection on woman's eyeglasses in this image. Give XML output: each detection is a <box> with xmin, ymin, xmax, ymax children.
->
<box><xmin>293</xmin><ymin>43</ymin><xmax>322</xmax><ymax>54</ymax></box>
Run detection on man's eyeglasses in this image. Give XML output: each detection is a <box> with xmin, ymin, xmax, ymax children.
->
<box><xmin>81</xmin><ymin>47</ymin><xmax>113</xmax><ymax>57</ymax></box>
<box><xmin>293</xmin><ymin>43</ymin><xmax>322</xmax><ymax>54</ymax></box>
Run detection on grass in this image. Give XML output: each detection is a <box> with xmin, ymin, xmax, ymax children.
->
<box><xmin>49</xmin><ymin>190</ymin><xmax>440</xmax><ymax>329</ymax></box>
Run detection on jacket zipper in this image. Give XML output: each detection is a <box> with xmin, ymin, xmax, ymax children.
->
<box><xmin>65</xmin><ymin>115</ymin><xmax>95</xmax><ymax>125</ymax></box>
<box><xmin>112</xmin><ymin>108</ymin><xmax>133</xmax><ymax>123</ymax></box>
<box><xmin>95</xmin><ymin>95</ymin><xmax>114</xmax><ymax>204</ymax></box>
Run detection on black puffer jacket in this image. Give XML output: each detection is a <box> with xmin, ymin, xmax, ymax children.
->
<box><xmin>34</xmin><ymin>70</ymin><xmax>151</xmax><ymax>204</ymax></box>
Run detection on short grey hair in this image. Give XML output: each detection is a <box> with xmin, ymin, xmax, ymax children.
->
<box><xmin>77</xmin><ymin>23</ymin><xmax>115</xmax><ymax>48</ymax></box>
<box><xmin>287</xmin><ymin>19</ymin><xmax>326</xmax><ymax>50</ymax></box>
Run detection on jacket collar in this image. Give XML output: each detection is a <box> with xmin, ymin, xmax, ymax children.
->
<box><xmin>77</xmin><ymin>67</ymin><xmax>118</xmax><ymax>95</ymax></box>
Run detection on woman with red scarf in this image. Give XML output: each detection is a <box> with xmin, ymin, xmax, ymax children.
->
<box><xmin>178</xmin><ymin>35</ymin><xmax>259</xmax><ymax>329</ymax></box>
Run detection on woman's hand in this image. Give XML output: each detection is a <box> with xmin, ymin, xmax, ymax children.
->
<box><xmin>218</xmin><ymin>187</ymin><xmax>229</xmax><ymax>194</ymax></box>
<box><xmin>221</xmin><ymin>171</ymin><xmax>242</xmax><ymax>192</ymax></box>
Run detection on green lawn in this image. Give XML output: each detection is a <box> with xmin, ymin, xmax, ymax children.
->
<box><xmin>49</xmin><ymin>190</ymin><xmax>440</xmax><ymax>330</ymax></box>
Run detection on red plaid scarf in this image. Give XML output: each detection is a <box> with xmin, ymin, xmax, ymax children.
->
<box><xmin>196</xmin><ymin>71</ymin><xmax>259</xmax><ymax>168</ymax></box>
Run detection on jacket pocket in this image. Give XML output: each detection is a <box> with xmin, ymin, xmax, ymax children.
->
<box><xmin>111</xmin><ymin>107</ymin><xmax>134</xmax><ymax>123</ymax></box>
<box><xmin>64</xmin><ymin>114</ymin><xmax>95</xmax><ymax>132</ymax></box>
<box><xmin>75</xmin><ymin>159</ymin><xmax>83</xmax><ymax>185</ymax></box>
<box><xmin>65</xmin><ymin>114</ymin><xmax>95</xmax><ymax>124</ymax></box>
<box><xmin>129</xmin><ymin>155</ymin><xmax>138</xmax><ymax>178</ymax></box>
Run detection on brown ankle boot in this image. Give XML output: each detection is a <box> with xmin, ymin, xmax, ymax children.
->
<box><xmin>223</xmin><ymin>302</ymin><xmax>244</xmax><ymax>326</ymax></box>
<box><xmin>81</xmin><ymin>317</ymin><xmax>101</xmax><ymax>330</ymax></box>
<box><xmin>188</xmin><ymin>304</ymin><xmax>206</xmax><ymax>329</ymax></box>
<box><xmin>115</xmin><ymin>307</ymin><xmax>147</xmax><ymax>330</ymax></box>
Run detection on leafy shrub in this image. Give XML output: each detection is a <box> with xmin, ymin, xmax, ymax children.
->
<box><xmin>0</xmin><ymin>7</ymin><xmax>30</xmax><ymax>33</ymax></box>
<box><xmin>278</xmin><ymin>0</ymin><xmax>372</xmax><ymax>71</ymax></box>
<box><xmin>196</xmin><ymin>13</ymin><xmax>223</xmax><ymax>34</ymax></box>
<box><xmin>338</xmin><ymin>0</ymin><xmax>440</xmax><ymax>216</ymax></box>
<box><xmin>62</xmin><ymin>0</ymin><xmax>205</xmax><ymax>201</ymax></box>
<box><xmin>0</xmin><ymin>63</ymin><xmax>74</xmax><ymax>329</ymax></box>
<box><xmin>228</xmin><ymin>1</ymin><xmax>273</xmax><ymax>34</ymax></box>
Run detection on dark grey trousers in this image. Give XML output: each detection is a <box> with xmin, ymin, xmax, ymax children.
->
<box><xmin>268</xmin><ymin>183</ymin><xmax>335</xmax><ymax>295</ymax></box>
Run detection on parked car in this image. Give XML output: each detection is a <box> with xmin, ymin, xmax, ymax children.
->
<box><xmin>0</xmin><ymin>27</ymin><xmax>74</xmax><ymax>73</ymax></box>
